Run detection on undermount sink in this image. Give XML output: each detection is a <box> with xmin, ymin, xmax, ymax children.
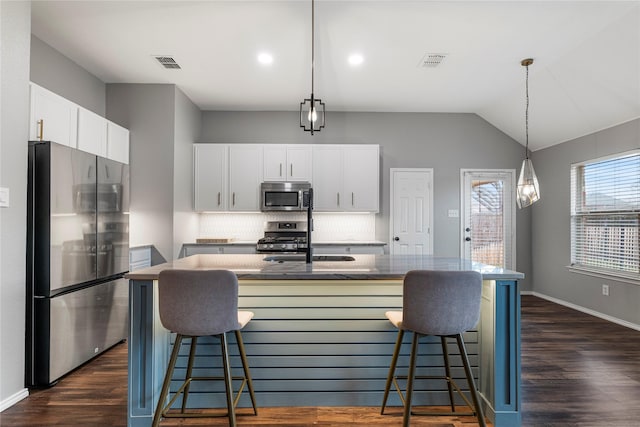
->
<box><xmin>263</xmin><ymin>255</ymin><xmax>356</xmax><ymax>262</ymax></box>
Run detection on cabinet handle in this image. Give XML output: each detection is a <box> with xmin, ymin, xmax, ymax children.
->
<box><xmin>232</xmin><ymin>192</ymin><xmax>236</xmax><ymax>206</ymax></box>
<box><xmin>37</xmin><ymin>120</ymin><xmax>44</xmax><ymax>141</ymax></box>
<box><xmin>352</xmin><ymin>192</ymin><xmax>354</xmax><ymax>206</ymax></box>
<box><xmin>217</xmin><ymin>192</ymin><xmax>221</xmax><ymax>206</ymax></box>
<box><xmin>337</xmin><ymin>193</ymin><xmax>340</xmax><ymax>206</ymax></box>
<box><xmin>290</xmin><ymin>163</ymin><xmax>293</xmax><ymax>177</ymax></box>
<box><xmin>279</xmin><ymin>163</ymin><xmax>282</xmax><ymax>177</ymax></box>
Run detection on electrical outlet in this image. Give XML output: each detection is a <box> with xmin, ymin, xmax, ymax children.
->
<box><xmin>602</xmin><ymin>284</ymin><xmax>609</xmax><ymax>296</ymax></box>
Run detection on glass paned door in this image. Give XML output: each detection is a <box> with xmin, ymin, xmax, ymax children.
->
<box><xmin>461</xmin><ymin>170</ymin><xmax>516</xmax><ymax>269</ymax></box>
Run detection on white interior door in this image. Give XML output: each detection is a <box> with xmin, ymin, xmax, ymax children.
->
<box><xmin>461</xmin><ymin>170</ymin><xmax>516</xmax><ymax>269</ymax></box>
<box><xmin>390</xmin><ymin>168</ymin><xmax>433</xmax><ymax>255</ymax></box>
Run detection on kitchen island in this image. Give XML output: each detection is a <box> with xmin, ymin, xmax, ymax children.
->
<box><xmin>126</xmin><ymin>254</ymin><xmax>523</xmax><ymax>427</ymax></box>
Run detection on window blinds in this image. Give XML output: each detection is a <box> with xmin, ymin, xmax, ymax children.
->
<box><xmin>570</xmin><ymin>151</ymin><xmax>640</xmax><ymax>278</ymax></box>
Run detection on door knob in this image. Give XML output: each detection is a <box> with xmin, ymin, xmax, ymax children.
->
<box><xmin>394</xmin><ymin>237</ymin><xmax>400</xmax><ymax>241</ymax></box>
<box><xmin>465</xmin><ymin>227</ymin><xmax>471</xmax><ymax>232</ymax></box>
<box><xmin>465</xmin><ymin>237</ymin><xmax>471</xmax><ymax>242</ymax></box>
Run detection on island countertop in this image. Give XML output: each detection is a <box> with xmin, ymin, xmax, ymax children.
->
<box><xmin>125</xmin><ymin>253</ymin><xmax>524</xmax><ymax>281</ymax></box>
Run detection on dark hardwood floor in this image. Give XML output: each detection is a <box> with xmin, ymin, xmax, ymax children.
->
<box><xmin>2</xmin><ymin>295</ymin><xmax>639</xmax><ymax>426</ymax></box>
<box><xmin>520</xmin><ymin>296</ymin><xmax>640</xmax><ymax>427</ymax></box>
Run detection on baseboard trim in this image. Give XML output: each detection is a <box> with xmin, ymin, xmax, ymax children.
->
<box><xmin>0</xmin><ymin>388</ymin><xmax>29</xmax><ymax>412</ymax></box>
<box><xmin>521</xmin><ymin>291</ymin><xmax>640</xmax><ymax>332</ymax></box>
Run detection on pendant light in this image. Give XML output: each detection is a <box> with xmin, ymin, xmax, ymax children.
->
<box><xmin>299</xmin><ymin>0</ymin><xmax>325</xmax><ymax>134</ymax></box>
<box><xmin>516</xmin><ymin>58</ymin><xmax>540</xmax><ymax>209</ymax></box>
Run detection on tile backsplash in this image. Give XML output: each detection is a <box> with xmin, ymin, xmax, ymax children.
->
<box><xmin>198</xmin><ymin>212</ymin><xmax>376</xmax><ymax>242</ymax></box>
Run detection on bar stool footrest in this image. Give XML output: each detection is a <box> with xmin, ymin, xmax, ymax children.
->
<box><xmin>391</xmin><ymin>374</ymin><xmax>478</xmax><ymax>416</ymax></box>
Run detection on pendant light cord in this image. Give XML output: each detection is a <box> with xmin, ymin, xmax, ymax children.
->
<box><xmin>311</xmin><ymin>0</ymin><xmax>315</xmax><ymax>96</ymax></box>
<box><xmin>524</xmin><ymin>62</ymin><xmax>530</xmax><ymax>160</ymax></box>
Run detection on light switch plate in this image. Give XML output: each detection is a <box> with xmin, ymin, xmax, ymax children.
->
<box><xmin>447</xmin><ymin>209</ymin><xmax>459</xmax><ymax>218</ymax></box>
<box><xmin>0</xmin><ymin>187</ymin><xmax>9</xmax><ymax>208</ymax></box>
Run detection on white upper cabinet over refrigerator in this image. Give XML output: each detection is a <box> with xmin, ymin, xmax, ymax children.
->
<box><xmin>29</xmin><ymin>83</ymin><xmax>78</xmax><ymax>147</ymax></box>
<box><xmin>263</xmin><ymin>145</ymin><xmax>312</xmax><ymax>182</ymax></box>
<box><xmin>30</xmin><ymin>83</ymin><xmax>130</xmax><ymax>163</ymax></box>
<box><xmin>107</xmin><ymin>122</ymin><xmax>130</xmax><ymax>164</ymax></box>
<box><xmin>77</xmin><ymin>107</ymin><xmax>108</xmax><ymax>157</ymax></box>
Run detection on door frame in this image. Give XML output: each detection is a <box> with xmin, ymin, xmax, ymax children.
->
<box><xmin>389</xmin><ymin>168</ymin><xmax>434</xmax><ymax>255</ymax></box>
<box><xmin>459</xmin><ymin>168</ymin><xmax>516</xmax><ymax>269</ymax></box>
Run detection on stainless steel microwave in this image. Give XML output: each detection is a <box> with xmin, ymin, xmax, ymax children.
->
<box><xmin>260</xmin><ymin>181</ymin><xmax>311</xmax><ymax>211</ymax></box>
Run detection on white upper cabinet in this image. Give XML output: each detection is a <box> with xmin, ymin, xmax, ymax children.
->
<box><xmin>107</xmin><ymin>122</ymin><xmax>130</xmax><ymax>164</ymax></box>
<box><xmin>77</xmin><ymin>107</ymin><xmax>108</xmax><ymax>156</ymax></box>
<box><xmin>194</xmin><ymin>144</ymin><xmax>227</xmax><ymax>212</ymax></box>
<box><xmin>312</xmin><ymin>145</ymin><xmax>343</xmax><ymax>211</ymax></box>
<box><xmin>29</xmin><ymin>83</ymin><xmax>78</xmax><ymax>147</ymax></box>
<box><xmin>29</xmin><ymin>83</ymin><xmax>130</xmax><ymax>163</ymax></box>
<box><xmin>229</xmin><ymin>144</ymin><xmax>263</xmax><ymax>211</ymax></box>
<box><xmin>193</xmin><ymin>143</ymin><xmax>378</xmax><ymax>213</ymax></box>
<box><xmin>313</xmin><ymin>144</ymin><xmax>379</xmax><ymax>212</ymax></box>
<box><xmin>263</xmin><ymin>145</ymin><xmax>312</xmax><ymax>182</ymax></box>
<box><xmin>343</xmin><ymin>145</ymin><xmax>379</xmax><ymax>212</ymax></box>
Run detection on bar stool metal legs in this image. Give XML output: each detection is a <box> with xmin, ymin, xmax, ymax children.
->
<box><xmin>152</xmin><ymin>331</ymin><xmax>258</xmax><ymax>427</ymax></box>
<box><xmin>235</xmin><ymin>330</ymin><xmax>258</xmax><ymax>414</ymax></box>
<box><xmin>381</xmin><ymin>329</ymin><xmax>405</xmax><ymax>414</ymax></box>
<box><xmin>381</xmin><ymin>331</ymin><xmax>487</xmax><ymax>427</ymax></box>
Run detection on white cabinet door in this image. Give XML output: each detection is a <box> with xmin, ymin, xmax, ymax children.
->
<box><xmin>343</xmin><ymin>145</ymin><xmax>379</xmax><ymax>212</ymax></box>
<box><xmin>313</xmin><ymin>145</ymin><xmax>379</xmax><ymax>212</ymax></box>
<box><xmin>107</xmin><ymin>122</ymin><xmax>130</xmax><ymax>164</ymax></box>
<box><xmin>312</xmin><ymin>146</ymin><xmax>343</xmax><ymax>211</ymax></box>
<box><xmin>264</xmin><ymin>145</ymin><xmax>312</xmax><ymax>182</ymax></box>
<box><xmin>29</xmin><ymin>83</ymin><xmax>78</xmax><ymax>147</ymax></box>
<box><xmin>263</xmin><ymin>145</ymin><xmax>287</xmax><ymax>181</ymax></box>
<box><xmin>77</xmin><ymin>108</ymin><xmax>108</xmax><ymax>156</ymax></box>
<box><xmin>229</xmin><ymin>145</ymin><xmax>263</xmax><ymax>211</ymax></box>
<box><xmin>194</xmin><ymin>144</ymin><xmax>227</xmax><ymax>211</ymax></box>
<box><xmin>286</xmin><ymin>145</ymin><xmax>312</xmax><ymax>181</ymax></box>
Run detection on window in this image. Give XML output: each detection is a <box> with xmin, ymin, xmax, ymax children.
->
<box><xmin>570</xmin><ymin>151</ymin><xmax>640</xmax><ymax>281</ymax></box>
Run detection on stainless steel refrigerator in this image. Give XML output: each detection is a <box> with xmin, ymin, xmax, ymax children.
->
<box><xmin>26</xmin><ymin>140</ymin><xmax>130</xmax><ymax>387</ymax></box>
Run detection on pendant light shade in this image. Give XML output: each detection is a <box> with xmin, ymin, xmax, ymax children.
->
<box><xmin>517</xmin><ymin>158</ymin><xmax>540</xmax><ymax>208</ymax></box>
<box><xmin>300</xmin><ymin>0</ymin><xmax>325</xmax><ymax>135</ymax></box>
<box><xmin>300</xmin><ymin>96</ymin><xmax>325</xmax><ymax>134</ymax></box>
<box><xmin>516</xmin><ymin>58</ymin><xmax>540</xmax><ymax>209</ymax></box>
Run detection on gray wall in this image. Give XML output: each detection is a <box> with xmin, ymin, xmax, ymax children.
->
<box><xmin>106</xmin><ymin>84</ymin><xmax>200</xmax><ymax>260</ymax></box>
<box><xmin>531</xmin><ymin>118</ymin><xmax>640</xmax><ymax>325</ymax></box>
<box><xmin>30</xmin><ymin>36</ymin><xmax>106</xmax><ymax>115</ymax></box>
<box><xmin>106</xmin><ymin>84</ymin><xmax>177</xmax><ymax>261</ymax></box>
<box><xmin>0</xmin><ymin>0</ymin><xmax>31</xmax><ymax>407</ymax></box>
<box><xmin>200</xmin><ymin>111</ymin><xmax>533</xmax><ymax>290</ymax></box>
<box><xmin>172</xmin><ymin>88</ymin><xmax>201</xmax><ymax>259</ymax></box>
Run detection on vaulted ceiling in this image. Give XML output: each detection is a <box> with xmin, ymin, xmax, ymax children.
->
<box><xmin>31</xmin><ymin>1</ymin><xmax>640</xmax><ymax>151</ymax></box>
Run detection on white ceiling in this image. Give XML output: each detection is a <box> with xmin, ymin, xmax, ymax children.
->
<box><xmin>31</xmin><ymin>1</ymin><xmax>640</xmax><ymax>151</ymax></box>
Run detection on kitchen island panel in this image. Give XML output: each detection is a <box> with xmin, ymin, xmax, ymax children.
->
<box><xmin>126</xmin><ymin>255</ymin><xmax>521</xmax><ymax>426</ymax></box>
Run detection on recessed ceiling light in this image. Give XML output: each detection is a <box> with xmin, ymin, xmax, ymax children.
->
<box><xmin>257</xmin><ymin>52</ymin><xmax>273</xmax><ymax>65</ymax></box>
<box><xmin>348</xmin><ymin>53</ymin><xmax>364</xmax><ymax>66</ymax></box>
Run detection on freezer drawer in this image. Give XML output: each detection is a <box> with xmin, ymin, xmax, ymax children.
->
<box><xmin>31</xmin><ymin>278</ymin><xmax>129</xmax><ymax>386</ymax></box>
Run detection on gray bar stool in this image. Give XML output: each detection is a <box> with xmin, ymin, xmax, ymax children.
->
<box><xmin>152</xmin><ymin>269</ymin><xmax>258</xmax><ymax>427</ymax></box>
<box><xmin>380</xmin><ymin>270</ymin><xmax>486</xmax><ymax>427</ymax></box>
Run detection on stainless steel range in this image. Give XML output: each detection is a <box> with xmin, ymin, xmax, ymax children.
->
<box><xmin>256</xmin><ymin>221</ymin><xmax>308</xmax><ymax>253</ymax></box>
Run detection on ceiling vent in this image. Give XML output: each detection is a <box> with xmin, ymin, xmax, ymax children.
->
<box><xmin>419</xmin><ymin>53</ymin><xmax>448</xmax><ymax>68</ymax></box>
<box><xmin>154</xmin><ymin>56</ymin><xmax>181</xmax><ymax>69</ymax></box>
